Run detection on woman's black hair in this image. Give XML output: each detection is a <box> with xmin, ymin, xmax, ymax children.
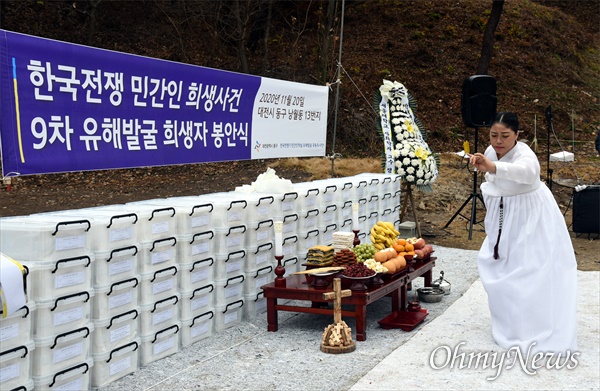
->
<box><xmin>492</xmin><ymin>112</ymin><xmax>519</xmax><ymax>132</ymax></box>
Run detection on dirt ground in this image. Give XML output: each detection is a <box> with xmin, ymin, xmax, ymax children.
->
<box><xmin>1</xmin><ymin>143</ymin><xmax>598</xmax><ymax>271</ymax></box>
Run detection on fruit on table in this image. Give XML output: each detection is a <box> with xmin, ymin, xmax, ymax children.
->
<box><xmin>369</xmin><ymin>221</ymin><xmax>399</xmax><ymax>251</ymax></box>
<box><xmin>373</xmin><ymin>248</ymin><xmax>397</xmax><ymax>263</ymax></box>
<box><xmin>363</xmin><ymin>258</ymin><xmax>388</xmax><ymax>273</ymax></box>
<box><xmin>352</xmin><ymin>243</ymin><xmax>377</xmax><ymax>262</ymax></box>
<box><xmin>343</xmin><ymin>262</ymin><xmax>376</xmax><ymax>277</ymax></box>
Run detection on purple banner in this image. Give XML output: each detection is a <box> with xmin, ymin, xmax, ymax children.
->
<box><xmin>0</xmin><ymin>30</ymin><xmax>262</xmax><ymax>176</ymax></box>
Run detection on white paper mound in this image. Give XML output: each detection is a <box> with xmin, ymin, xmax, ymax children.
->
<box><xmin>549</xmin><ymin>151</ymin><xmax>574</xmax><ymax>162</ymax></box>
<box><xmin>235</xmin><ymin>167</ymin><xmax>294</xmax><ymax>194</ymax></box>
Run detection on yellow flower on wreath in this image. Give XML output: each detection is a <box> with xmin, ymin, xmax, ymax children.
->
<box><xmin>415</xmin><ymin>146</ymin><xmax>430</xmax><ymax>160</ymax></box>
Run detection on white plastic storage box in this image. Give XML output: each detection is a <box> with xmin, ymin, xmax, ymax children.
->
<box><xmin>358</xmin><ymin>215</ymin><xmax>369</xmax><ymax>238</ymax></box>
<box><xmin>234</xmin><ymin>193</ymin><xmax>279</xmax><ymax>223</ymax></box>
<box><xmin>0</xmin><ymin>215</ymin><xmax>92</xmax><ymax>262</ymax></box>
<box><xmin>34</xmin><ymin>208</ymin><xmax>140</xmax><ymax>252</ymax></box>
<box><xmin>298</xmin><ymin>208</ymin><xmax>319</xmax><ymax>232</ymax></box>
<box><xmin>349</xmin><ymin>177</ymin><xmax>370</xmax><ymax>201</ymax></box>
<box><xmin>139</xmin><ymin>294</ymin><xmax>180</xmax><ymax>337</ymax></box>
<box><xmin>354</xmin><ymin>173</ymin><xmax>401</xmax><ymax>195</ymax></box>
<box><xmin>125</xmin><ymin>201</ymin><xmax>180</xmax><ymax>241</ymax></box>
<box><xmin>282</xmin><ymin>257</ymin><xmax>300</xmax><ymax>278</ymax></box>
<box><xmin>178</xmin><ymin>230</ymin><xmax>215</xmax><ymax>265</ymax></box>
<box><xmin>139</xmin><ymin>266</ymin><xmax>179</xmax><ymax>305</ymax></box>
<box><xmin>0</xmin><ymin>302</ymin><xmax>35</xmax><ymax>352</ymax></box>
<box><xmin>138</xmin><ymin>236</ymin><xmax>178</xmax><ymax>275</ymax></box>
<box><xmin>213</xmin><ymin>225</ymin><xmax>246</xmax><ymax>254</ymax></box>
<box><xmin>214</xmin><ymin>275</ymin><xmax>245</xmax><ymax>308</ymax></box>
<box><xmin>245</xmin><ymin>219</ymin><xmax>274</xmax><ymax>247</ymax></box>
<box><xmin>308</xmin><ymin>179</ymin><xmax>339</xmax><ymax>206</ymax></box>
<box><xmin>33</xmin><ymin>358</ymin><xmax>93</xmax><ymax>391</ymax></box>
<box><xmin>292</xmin><ymin>183</ymin><xmax>321</xmax><ymax>212</ymax></box>
<box><xmin>179</xmin><ymin>285</ymin><xmax>214</xmax><ymax>320</ymax></box>
<box><xmin>180</xmin><ymin>311</ymin><xmax>214</xmax><ymax>347</ymax></box>
<box><xmin>367</xmin><ymin>211</ymin><xmax>380</xmax><ymax>232</ymax></box>
<box><xmin>94</xmin><ymin>244</ymin><xmax>139</xmax><ymax>287</ymax></box>
<box><xmin>93</xmin><ymin>308</ymin><xmax>139</xmax><ymax>353</ymax></box>
<box><xmin>367</xmin><ymin>194</ymin><xmax>380</xmax><ymax>215</ymax></box>
<box><xmin>214</xmin><ymin>300</ymin><xmax>244</xmax><ymax>332</ymax></box>
<box><xmin>273</xmin><ymin>192</ymin><xmax>299</xmax><ymax>218</ymax></box>
<box><xmin>93</xmin><ymin>276</ymin><xmax>140</xmax><ymax>320</ymax></box>
<box><xmin>90</xmin><ymin>203</ymin><xmax>176</xmax><ymax>243</ymax></box>
<box><xmin>139</xmin><ymin>323</ymin><xmax>180</xmax><ymax>366</ymax></box>
<box><xmin>195</xmin><ymin>192</ymin><xmax>249</xmax><ymax>227</ymax></box>
<box><xmin>328</xmin><ymin>178</ymin><xmax>354</xmax><ymax>205</ymax></box>
<box><xmin>245</xmin><ymin>243</ymin><xmax>274</xmax><ymax>272</ymax></box>
<box><xmin>319</xmin><ymin>204</ymin><xmax>338</xmax><ymax>227</ymax></box>
<box><xmin>296</xmin><ymin>229</ymin><xmax>320</xmax><ymax>254</ymax></box>
<box><xmin>243</xmin><ymin>292</ymin><xmax>267</xmax><ymax>319</ymax></box>
<box><xmin>137</xmin><ymin>196</ymin><xmax>215</xmax><ymax>236</ymax></box>
<box><xmin>214</xmin><ymin>250</ymin><xmax>246</xmax><ymax>280</ymax></box>
<box><xmin>339</xmin><ymin>217</ymin><xmax>353</xmax><ymax>232</ymax></box>
<box><xmin>380</xmin><ymin>193</ymin><xmax>394</xmax><ymax>212</ymax></box>
<box><xmin>338</xmin><ymin>200</ymin><xmax>353</xmax><ymax>223</ymax></box>
<box><xmin>321</xmin><ymin>223</ymin><xmax>338</xmax><ymax>247</ymax></box>
<box><xmin>32</xmin><ymin>323</ymin><xmax>94</xmax><ymax>377</ymax></box>
<box><xmin>21</xmin><ymin>254</ymin><xmax>94</xmax><ymax>301</ymax></box>
<box><xmin>282</xmin><ymin>235</ymin><xmax>298</xmax><ymax>260</ymax></box>
<box><xmin>0</xmin><ymin>340</ymin><xmax>34</xmax><ymax>391</ymax></box>
<box><xmin>91</xmin><ymin>339</ymin><xmax>140</xmax><ymax>388</ymax></box>
<box><xmin>380</xmin><ymin>208</ymin><xmax>394</xmax><ymax>223</ymax></box>
<box><xmin>281</xmin><ymin>213</ymin><xmax>299</xmax><ymax>236</ymax></box>
<box><xmin>244</xmin><ymin>265</ymin><xmax>273</xmax><ymax>296</ymax></box>
<box><xmin>178</xmin><ymin>257</ymin><xmax>215</xmax><ymax>292</ymax></box>
<box><xmin>34</xmin><ymin>290</ymin><xmax>93</xmax><ymax>339</ymax></box>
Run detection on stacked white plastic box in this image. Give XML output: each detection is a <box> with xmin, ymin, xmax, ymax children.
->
<box><xmin>108</xmin><ymin>202</ymin><xmax>180</xmax><ymax>368</ymax></box>
<box><xmin>153</xmin><ymin>196</ymin><xmax>217</xmax><ymax>348</ymax></box>
<box><xmin>292</xmin><ymin>182</ymin><xmax>321</xmax><ymax>264</ymax></box>
<box><xmin>195</xmin><ymin>192</ymin><xmax>249</xmax><ymax>332</ymax></box>
<box><xmin>0</xmin><ymin>215</ymin><xmax>96</xmax><ymax>390</ymax></box>
<box><xmin>0</xmin><ymin>300</ymin><xmax>35</xmax><ymax>391</ymax></box>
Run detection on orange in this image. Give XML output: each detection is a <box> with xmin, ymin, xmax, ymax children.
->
<box><xmin>404</xmin><ymin>243</ymin><xmax>414</xmax><ymax>252</ymax></box>
<box><xmin>392</xmin><ymin>243</ymin><xmax>405</xmax><ymax>253</ymax></box>
<box><xmin>397</xmin><ymin>239</ymin><xmax>407</xmax><ymax>246</ymax></box>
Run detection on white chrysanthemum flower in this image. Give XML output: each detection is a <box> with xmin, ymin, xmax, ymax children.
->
<box><xmin>406</xmin><ymin>167</ymin><xmax>415</xmax><ymax>174</ymax></box>
<box><xmin>425</xmin><ymin>172</ymin><xmax>432</xmax><ymax>179</ymax></box>
<box><xmin>406</xmin><ymin>175</ymin><xmax>415</xmax><ymax>182</ymax></box>
<box><xmin>411</xmin><ymin>159</ymin><xmax>420</xmax><ymax>166</ymax></box>
<box><xmin>408</xmin><ymin>151</ymin><xmax>416</xmax><ymax>158</ymax></box>
<box><xmin>402</xmin><ymin>158</ymin><xmax>411</xmax><ymax>165</ymax></box>
<box><xmin>391</xmin><ymin>118</ymin><xmax>401</xmax><ymax>125</ymax></box>
<box><xmin>401</xmin><ymin>147</ymin><xmax>410</xmax><ymax>156</ymax></box>
<box><xmin>397</xmin><ymin>167</ymin><xmax>405</xmax><ymax>176</ymax></box>
<box><xmin>395</xmin><ymin>160</ymin><xmax>402</xmax><ymax>168</ymax></box>
<box><xmin>417</xmin><ymin>179</ymin><xmax>424</xmax><ymax>185</ymax></box>
<box><xmin>392</xmin><ymin>149</ymin><xmax>400</xmax><ymax>158</ymax></box>
<box><xmin>416</xmin><ymin>169</ymin><xmax>424</xmax><ymax>178</ymax></box>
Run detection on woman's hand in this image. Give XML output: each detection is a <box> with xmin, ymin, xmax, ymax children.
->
<box><xmin>469</xmin><ymin>152</ymin><xmax>496</xmax><ymax>173</ymax></box>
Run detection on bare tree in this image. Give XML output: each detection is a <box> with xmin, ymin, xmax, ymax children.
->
<box><xmin>477</xmin><ymin>0</ymin><xmax>505</xmax><ymax>75</ymax></box>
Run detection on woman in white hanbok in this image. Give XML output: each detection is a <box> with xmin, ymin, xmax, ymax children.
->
<box><xmin>469</xmin><ymin>112</ymin><xmax>577</xmax><ymax>355</ymax></box>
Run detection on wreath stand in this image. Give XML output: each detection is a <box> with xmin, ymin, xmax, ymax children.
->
<box><xmin>398</xmin><ymin>182</ymin><xmax>422</xmax><ymax>238</ymax></box>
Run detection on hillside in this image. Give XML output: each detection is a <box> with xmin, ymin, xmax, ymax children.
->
<box><xmin>1</xmin><ymin>0</ymin><xmax>598</xmax><ymax>157</ymax></box>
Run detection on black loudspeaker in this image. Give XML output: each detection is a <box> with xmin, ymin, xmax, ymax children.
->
<box><xmin>461</xmin><ymin>75</ymin><xmax>497</xmax><ymax>128</ymax></box>
<box><xmin>572</xmin><ymin>186</ymin><xmax>600</xmax><ymax>234</ymax></box>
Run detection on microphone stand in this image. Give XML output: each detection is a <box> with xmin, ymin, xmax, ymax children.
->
<box><xmin>546</xmin><ymin>105</ymin><xmax>553</xmax><ymax>190</ymax></box>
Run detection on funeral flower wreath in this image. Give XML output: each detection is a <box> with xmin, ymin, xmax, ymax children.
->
<box><xmin>375</xmin><ymin>80</ymin><xmax>439</xmax><ymax>191</ymax></box>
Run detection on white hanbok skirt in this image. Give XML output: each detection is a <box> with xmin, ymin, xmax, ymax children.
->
<box><xmin>478</xmin><ymin>183</ymin><xmax>578</xmax><ymax>355</ymax></box>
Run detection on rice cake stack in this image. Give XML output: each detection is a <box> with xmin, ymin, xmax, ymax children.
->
<box><xmin>306</xmin><ymin>245</ymin><xmax>335</xmax><ymax>266</ymax></box>
<box><xmin>332</xmin><ymin>231</ymin><xmax>355</xmax><ymax>252</ymax></box>
<box><xmin>333</xmin><ymin>248</ymin><xmax>357</xmax><ymax>267</ymax></box>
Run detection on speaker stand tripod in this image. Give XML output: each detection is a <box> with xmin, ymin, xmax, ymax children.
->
<box><xmin>443</xmin><ymin>126</ymin><xmax>486</xmax><ymax>240</ymax></box>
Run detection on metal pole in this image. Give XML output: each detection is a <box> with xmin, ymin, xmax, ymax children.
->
<box><xmin>330</xmin><ymin>0</ymin><xmax>345</xmax><ymax>177</ymax></box>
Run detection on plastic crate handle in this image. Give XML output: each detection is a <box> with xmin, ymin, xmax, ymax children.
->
<box><xmin>107</xmin><ymin>213</ymin><xmax>138</xmax><ymax>228</ymax></box>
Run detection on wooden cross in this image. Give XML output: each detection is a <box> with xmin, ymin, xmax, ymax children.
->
<box><xmin>322</xmin><ymin>278</ymin><xmax>351</xmax><ymax>324</ymax></box>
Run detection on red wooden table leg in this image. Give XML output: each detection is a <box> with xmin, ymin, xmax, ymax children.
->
<box><xmin>266</xmin><ymin>297</ymin><xmax>278</xmax><ymax>332</ymax></box>
<box><xmin>355</xmin><ymin>304</ymin><xmax>367</xmax><ymax>341</ymax></box>
<box><xmin>423</xmin><ymin>269</ymin><xmax>433</xmax><ymax>287</ymax></box>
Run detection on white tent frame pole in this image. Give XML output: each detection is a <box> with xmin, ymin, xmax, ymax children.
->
<box><xmin>330</xmin><ymin>0</ymin><xmax>345</xmax><ymax>177</ymax></box>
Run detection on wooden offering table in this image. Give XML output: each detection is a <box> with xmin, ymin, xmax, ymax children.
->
<box><xmin>261</xmin><ymin>256</ymin><xmax>436</xmax><ymax>341</ymax></box>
